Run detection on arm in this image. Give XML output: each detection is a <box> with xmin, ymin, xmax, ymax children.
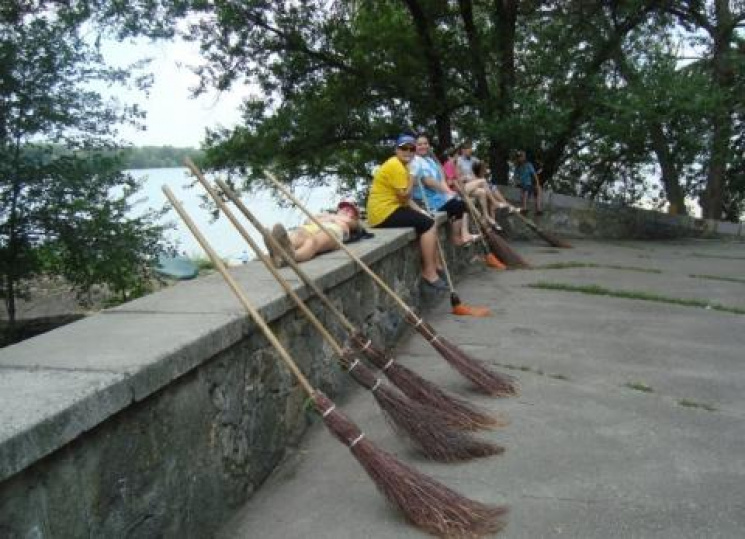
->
<box><xmin>395</xmin><ymin>172</ymin><xmax>414</xmax><ymax>203</ymax></box>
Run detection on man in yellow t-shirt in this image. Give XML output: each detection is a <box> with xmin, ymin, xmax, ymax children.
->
<box><xmin>366</xmin><ymin>134</ymin><xmax>447</xmax><ymax>291</ymax></box>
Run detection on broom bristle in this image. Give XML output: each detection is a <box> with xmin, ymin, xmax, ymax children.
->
<box><xmin>484</xmin><ymin>253</ymin><xmax>507</xmax><ymax>270</ymax></box>
<box><xmin>520</xmin><ymin>217</ymin><xmax>572</xmax><ymax>248</ymax></box>
<box><xmin>347</xmin><ymin>360</ymin><xmax>504</xmax><ymax>462</ymax></box>
<box><xmin>485</xmin><ymin>229</ymin><xmax>530</xmax><ymax>269</ymax></box>
<box><xmin>432</xmin><ymin>333</ymin><xmax>520</xmax><ymax>397</ymax></box>
<box><xmin>452</xmin><ymin>303</ymin><xmax>492</xmax><ymax>317</ymax></box>
<box><xmin>350</xmin><ymin>334</ymin><xmax>506</xmax><ymax>430</ymax></box>
<box><xmin>536</xmin><ymin>229</ymin><xmax>572</xmax><ymax>248</ymax></box>
<box><xmin>314</xmin><ymin>392</ymin><xmax>509</xmax><ymax>537</ymax></box>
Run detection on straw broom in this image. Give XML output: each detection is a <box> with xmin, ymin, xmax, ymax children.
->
<box><xmin>413</xmin><ymin>173</ymin><xmax>491</xmax><ymax>317</ymax></box>
<box><xmin>511</xmin><ymin>211</ymin><xmax>572</xmax><ymax>248</ymax></box>
<box><xmin>162</xmin><ymin>184</ymin><xmax>509</xmax><ymax>537</ymax></box>
<box><xmin>456</xmin><ymin>179</ymin><xmax>530</xmax><ymax>269</ymax></box>
<box><xmin>186</xmin><ymin>160</ymin><xmax>503</xmax><ymax>461</ymax></box>
<box><xmin>211</xmin><ymin>175</ymin><xmax>505</xmax><ymax>432</ymax></box>
<box><xmin>264</xmin><ymin>171</ymin><xmax>519</xmax><ymax>398</ymax></box>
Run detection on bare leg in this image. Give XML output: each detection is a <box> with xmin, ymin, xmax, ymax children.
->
<box><xmin>419</xmin><ymin>226</ymin><xmax>439</xmax><ymax>282</ymax></box>
<box><xmin>535</xmin><ymin>184</ymin><xmax>543</xmax><ymax>213</ymax></box>
<box><xmin>450</xmin><ymin>217</ymin><xmax>464</xmax><ymax>245</ymax></box>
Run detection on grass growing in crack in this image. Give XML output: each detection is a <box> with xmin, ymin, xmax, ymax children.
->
<box><xmin>534</xmin><ymin>262</ymin><xmax>661</xmax><ymax>273</ymax></box>
<box><xmin>691</xmin><ymin>253</ymin><xmax>745</xmax><ymax>261</ymax></box>
<box><xmin>497</xmin><ymin>363</ymin><xmax>569</xmax><ymax>380</ymax></box>
<box><xmin>690</xmin><ymin>274</ymin><xmax>745</xmax><ymax>284</ymax></box>
<box><xmin>677</xmin><ymin>399</ymin><xmax>717</xmax><ymax>412</ymax></box>
<box><xmin>527</xmin><ymin>282</ymin><xmax>745</xmax><ymax>315</ymax></box>
<box><xmin>625</xmin><ymin>382</ymin><xmax>654</xmax><ymax>393</ymax></box>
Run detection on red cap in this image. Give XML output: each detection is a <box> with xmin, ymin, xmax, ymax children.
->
<box><xmin>337</xmin><ymin>200</ymin><xmax>360</xmax><ymax>219</ymax></box>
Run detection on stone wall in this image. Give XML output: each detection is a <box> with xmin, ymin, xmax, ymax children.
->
<box><xmin>0</xmin><ymin>225</ymin><xmax>453</xmax><ymax>539</ymax></box>
<box><xmin>498</xmin><ymin>186</ymin><xmax>744</xmax><ymax>241</ymax></box>
<box><xmin>1</xmin><ymin>189</ymin><xmax>741</xmax><ymax>538</ymax></box>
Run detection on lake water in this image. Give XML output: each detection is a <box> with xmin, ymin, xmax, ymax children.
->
<box><xmin>131</xmin><ymin>168</ymin><xmax>337</xmax><ymax>262</ymax></box>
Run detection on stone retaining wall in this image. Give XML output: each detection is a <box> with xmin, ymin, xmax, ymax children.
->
<box><xmin>499</xmin><ymin>186</ymin><xmax>743</xmax><ymax>240</ymax></box>
<box><xmin>0</xmin><ymin>224</ymin><xmax>460</xmax><ymax>538</ymax></box>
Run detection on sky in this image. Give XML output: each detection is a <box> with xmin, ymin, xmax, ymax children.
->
<box><xmin>100</xmin><ymin>36</ymin><xmax>245</xmax><ymax>148</ymax></box>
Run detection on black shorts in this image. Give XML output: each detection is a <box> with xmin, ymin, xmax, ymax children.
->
<box><xmin>521</xmin><ymin>185</ymin><xmax>536</xmax><ymax>196</ymax></box>
<box><xmin>377</xmin><ymin>206</ymin><xmax>434</xmax><ymax>235</ymax></box>
<box><xmin>438</xmin><ymin>197</ymin><xmax>466</xmax><ymax>221</ymax></box>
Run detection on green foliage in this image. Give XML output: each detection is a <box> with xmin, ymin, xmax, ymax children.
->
<box><xmin>0</xmin><ymin>2</ymin><xmax>169</xmax><ymax>334</ymax></box>
<box><xmin>527</xmin><ymin>282</ymin><xmax>745</xmax><ymax>315</ymax></box>
<box><xmin>51</xmin><ymin>0</ymin><xmax>745</xmax><ymax>221</ymax></box>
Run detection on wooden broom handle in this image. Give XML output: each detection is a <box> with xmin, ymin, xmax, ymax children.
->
<box><xmin>214</xmin><ymin>177</ymin><xmax>357</xmax><ymax>335</ymax></box>
<box><xmin>182</xmin><ymin>158</ymin><xmax>348</xmax><ymax>359</ymax></box>
<box><xmin>264</xmin><ymin>171</ymin><xmax>417</xmax><ymax>317</ymax></box>
<box><xmin>161</xmin><ymin>184</ymin><xmax>316</xmax><ymax>397</ymax></box>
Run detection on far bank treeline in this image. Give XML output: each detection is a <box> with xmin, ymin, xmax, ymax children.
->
<box><xmin>120</xmin><ymin>146</ymin><xmax>204</xmax><ymax>170</ymax></box>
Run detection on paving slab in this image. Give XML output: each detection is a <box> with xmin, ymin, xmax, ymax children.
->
<box><xmin>217</xmin><ymin>238</ymin><xmax>745</xmax><ymax>539</ymax></box>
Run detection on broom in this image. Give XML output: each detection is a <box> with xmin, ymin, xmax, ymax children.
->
<box><xmin>162</xmin><ymin>185</ymin><xmax>509</xmax><ymax>536</ymax></box>
<box><xmin>456</xmin><ymin>179</ymin><xmax>530</xmax><ymax>269</ymax></box>
<box><xmin>186</xmin><ymin>161</ymin><xmax>503</xmax><ymax>461</ymax></box>
<box><xmin>413</xmin><ymin>174</ymin><xmax>491</xmax><ymax>317</ymax></box>
<box><xmin>511</xmin><ymin>211</ymin><xmax>572</xmax><ymax>248</ymax></box>
<box><xmin>212</xmin><ymin>176</ymin><xmax>505</xmax><ymax>432</ymax></box>
<box><xmin>265</xmin><ymin>171</ymin><xmax>519</xmax><ymax>398</ymax></box>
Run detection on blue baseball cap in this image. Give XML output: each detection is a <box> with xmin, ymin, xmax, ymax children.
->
<box><xmin>396</xmin><ymin>134</ymin><xmax>416</xmax><ymax>147</ymax></box>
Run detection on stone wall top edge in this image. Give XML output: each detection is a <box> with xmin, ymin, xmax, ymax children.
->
<box><xmin>0</xmin><ymin>226</ymin><xmax>416</xmax><ymax>481</ymax></box>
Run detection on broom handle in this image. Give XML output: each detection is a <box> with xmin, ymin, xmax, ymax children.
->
<box><xmin>264</xmin><ymin>171</ymin><xmax>418</xmax><ymax>318</ymax></box>
<box><xmin>161</xmin><ymin>185</ymin><xmax>316</xmax><ymax>397</ymax></box>
<box><xmin>183</xmin><ymin>159</ymin><xmax>348</xmax><ymax>359</ymax></box>
<box><xmin>214</xmin><ymin>178</ymin><xmax>358</xmax><ymax>336</ymax></box>
<box><xmin>412</xmin><ymin>171</ymin><xmax>455</xmax><ymax>291</ymax></box>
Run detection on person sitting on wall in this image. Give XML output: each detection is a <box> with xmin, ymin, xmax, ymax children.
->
<box><xmin>265</xmin><ymin>201</ymin><xmax>362</xmax><ymax>267</ymax></box>
<box><xmin>366</xmin><ymin>133</ymin><xmax>448</xmax><ymax>291</ymax></box>
<box><xmin>410</xmin><ymin>133</ymin><xmax>479</xmax><ymax>246</ymax></box>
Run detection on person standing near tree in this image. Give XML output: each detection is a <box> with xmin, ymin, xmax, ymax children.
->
<box><xmin>514</xmin><ymin>150</ymin><xmax>543</xmax><ymax>215</ymax></box>
<box><xmin>367</xmin><ymin>134</ymin><xmax>448</xmax><ymax>291</ymax></box>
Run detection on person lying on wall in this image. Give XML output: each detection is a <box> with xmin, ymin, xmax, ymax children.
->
<box><xmin>265</xmin><ymin>200</ymin><xmax>371</xmax><ymax>267</ymax></box>
<box><xmin>366</xmin><ymin>133</ymin><xmax>449</xmax><ymax>292</ymax></box>
<box><xmin>410</xmin><ymin>132</ymin><xmax>480</xmax><ymax>246</ymax></box>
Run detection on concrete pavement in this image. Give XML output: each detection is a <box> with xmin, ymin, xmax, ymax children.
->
<box><xmin>217</xmin><ymin>238</ymin><xmax>745</xmax><ymax>539</ymax></box>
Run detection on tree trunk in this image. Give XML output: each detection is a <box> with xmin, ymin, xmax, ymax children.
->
<box><xmin>702</xmin><ymin>1</ymin><xmax>734</xmax><ymax>219</ymax></box>
<box><xmin>650</xmin><ymin>124</ymin><xmax>687</xmax><ymax>215</ymax></box>
<box><xmin>401</xmin><ymin>0</ymin><xmax>453</xmax><ymax>152</ymax></box>
<box><xmin>458</xmin><ymin>0</ymin><xmax>517</xmax><ymax>185</ymax></box>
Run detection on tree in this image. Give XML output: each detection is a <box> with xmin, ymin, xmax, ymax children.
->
<box><xmin>0</xmin><ymin>3</ymin><xmax>167</xmax><ymax>339</ymax></box>
<box><xmin>666</xmin><ymin>0</ymin><xmax>745</xmax><ymax>219</ymax></box>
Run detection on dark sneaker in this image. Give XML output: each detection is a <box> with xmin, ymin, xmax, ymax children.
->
<box><xmin>423</xmin><ymin>277</ymin><xmax>449</xmax><ymax>292</ymax></box>
<box><xmin>536</xmin><ymin>210</ymin><xmax>544</xmax><ymax>216</ymax></box>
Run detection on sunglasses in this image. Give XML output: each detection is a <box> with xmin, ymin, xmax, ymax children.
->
<box><xmin>398</xmin><ymin>145</ymin><xmax>415</xmax><ymax>152</ymax></box>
